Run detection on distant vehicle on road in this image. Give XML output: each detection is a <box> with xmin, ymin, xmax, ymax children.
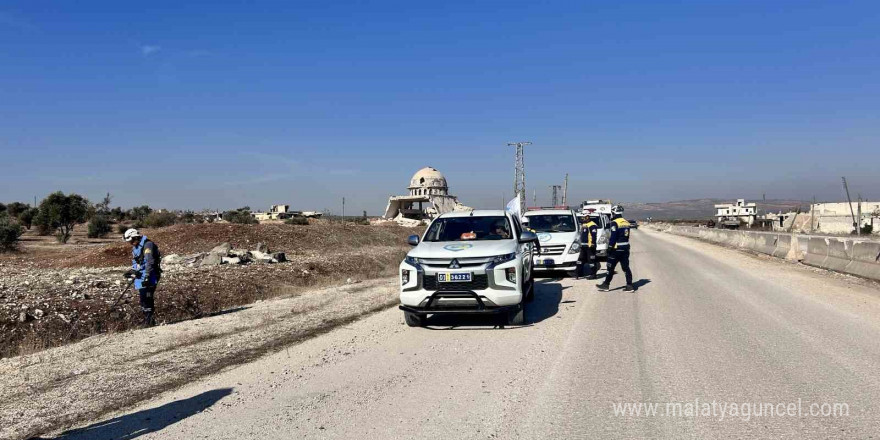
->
<box><xmin>522</xmin><ymin>208</ymin><xmax>581</xmax><ymax>276</ymax></box>
<box><xmin>630</xmin><ymin>220</ymin><xmax>639</xmax><ymax>229</ymax></box>
<box><xmin>399</xmin><ymin>210</ymin><xmax>538</xmax><ymax>327</ymax></box>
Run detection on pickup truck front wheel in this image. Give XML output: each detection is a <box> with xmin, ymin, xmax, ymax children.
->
<box><xmin>404</xmin><ymin>311</ymin><xmax>425</xmax><ymax>327</ymax></box>
<box><xmin>507</xmin><ymin>307</ymin><xmax>524</xmax><ymax>326</ymax></box>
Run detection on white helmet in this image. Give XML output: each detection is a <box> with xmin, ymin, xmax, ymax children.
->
<box><xmin>611</xmin><ymin>205</ymin><xmax>624</xmax><ymax>215</ymax></box>
<box><xmin>123</xmin><ymin>228</ymin><xmax>141</xmax><ymax>242</ymax></box>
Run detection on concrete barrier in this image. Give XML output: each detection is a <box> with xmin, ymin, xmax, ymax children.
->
<box><xmin>773</xmin><ymin>234</ymin><xmax>792</xmax><ymax>259</ymax></box>
<box><xmin>650</xmin><ymin>224</ymin><xmax>880</xmax><ymax>282</ymax></box>
<box><xmin>823</xmin><ymin>239</ymin><xmax>853</xmax><ymax>272</ymax></box>
<box><xmin>845</xmin><ymin>242</ymin><xmax>880</xmax><ymax>280</ymax></box>
<box><xmin>803</xmin><ymin>237</ymin><xmax>829</xmax><ymax>268</ymax></box>
<box><xmin>753</xmin><ymin>233</ymin><xmax>778</xmax><ymax>256</ymax></box>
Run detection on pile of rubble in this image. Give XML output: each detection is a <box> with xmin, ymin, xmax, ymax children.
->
<box><xmin>163</xmin><ymin>242</ymin><xmax>287</xmax><ymax>268</ymax></box>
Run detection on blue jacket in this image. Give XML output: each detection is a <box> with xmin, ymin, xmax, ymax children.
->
<box><xmin>608</xmin><ymin>217</ymin><xmax>631</xmax><ymax>250</ymax></box>
<box><xmin>132</xmin><ymin>235</ymin><xmax>161</xmax><ymax>289</ymax></box>
<box><xmin>580</xmin><ymin>220</ymin><xmax>598</xmax><ymax>247</ymax></box>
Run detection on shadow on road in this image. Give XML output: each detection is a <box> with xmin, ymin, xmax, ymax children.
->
<box><xmin>39</xmin><ymin>388</ymin><xmax>233</xmax><ymax>440</ymax></box>
<box><xmin>608</xmin><ymin>279</ymin><xmax>652</xmax><ymax>292</ymax></box>
<box><xmin>424</xmin><ymin>279</ymin><xmax>563</xmax><ymax>330</ymax></box>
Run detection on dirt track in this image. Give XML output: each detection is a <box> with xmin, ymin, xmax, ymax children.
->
<box><xmin>27</xmin><ymin>229</ymin><xmax>880</xmax><ymax>439</ymax></box>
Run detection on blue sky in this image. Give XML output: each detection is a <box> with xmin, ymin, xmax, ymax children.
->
<box><xmin>1</xmin><ymin>0</ymin><xmax>878</xmax><ymax>213</ymax></box>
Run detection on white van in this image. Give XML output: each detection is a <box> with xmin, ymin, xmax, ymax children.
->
<box><xmin>522</xmin><ymin>208</ymin><xmax>581</xmax><ymax>275</ymax></box>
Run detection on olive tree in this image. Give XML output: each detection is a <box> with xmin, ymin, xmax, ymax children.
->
<box><xmin>37</xmin><ymin>192</ymin><xmax>90</xmax><ymax>243</ymax></box>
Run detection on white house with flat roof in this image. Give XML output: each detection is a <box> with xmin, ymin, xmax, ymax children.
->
<box><xmin>715</xmin><ymin>199</ymin><xmax>757</xmax><ymax>227</ymax></box>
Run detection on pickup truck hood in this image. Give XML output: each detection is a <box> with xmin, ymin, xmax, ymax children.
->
<box><xmin>410</xmin><ymin>240</ymin><xmax>517</xmax><ymax>259</ymax></box>
<box><xmin>536</xmin><ymin>231</ymin><xmax>579</xmax><ymax>245</ymax></box>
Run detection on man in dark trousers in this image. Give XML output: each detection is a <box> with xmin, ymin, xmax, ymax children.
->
<box><xmin>124</xmin><ymin>228</ymin><xmax>162</xmax><ymax>326</ymax></box>
<box><xmin>576</xmin><ymin>216</ymin><xmax>600</xmax><ymax>279</ymax></box>
<box><xmin>597</xmin><ymin>205</ymin><xmax>634</xmax><ymax>292</ymax></box>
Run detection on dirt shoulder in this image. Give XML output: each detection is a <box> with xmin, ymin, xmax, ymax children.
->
<box><xmin>0</xmin><ymin>278</ymin><xmax>399</xmax><ymax>440</ymax></box>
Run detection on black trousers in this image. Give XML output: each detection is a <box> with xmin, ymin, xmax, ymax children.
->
<box><xmin>603</xmin><ymin>248</ymin><xmax>633</xmax><ymax>286</ymax></box>
<box><xmin>577</xmin><ymin>246</ymin><xmax>598</xmax><ymax>278</ymax></box>
<box><xmin>138</xmin><ymin>285</ymin><xmax>157</xmax><ymax>326</ymax></box>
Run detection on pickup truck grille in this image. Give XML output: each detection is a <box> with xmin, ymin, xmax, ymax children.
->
<box><xmin>424</xmin><ymin>274</ymin><xmax>489</xmax><ymax>291</ymax></box>
<box><xmin>539</xmin><ymin>244</ymin><xmax>566</xmax><ymax>256</ymax></box>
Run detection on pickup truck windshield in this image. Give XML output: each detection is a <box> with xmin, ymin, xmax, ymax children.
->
<box><xmin>423</xmin><ymin>216</ymin><xmax>512</xmax><ymax>242</ymax></box>
<box><xmin>525</xmin><ymin>214</ymin><xmax>576</xmax><ymax>233</ymax></box>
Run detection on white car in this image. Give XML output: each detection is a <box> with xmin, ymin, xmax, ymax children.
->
<box><xmin>399</xmin><ymin>210</ymin><xmax>538</xmax><ymax>327</ymax></box>
<box><xmin>522</xmin><ymin>208</ymin><xmax>582</xmax><ymax>275</ymax></box>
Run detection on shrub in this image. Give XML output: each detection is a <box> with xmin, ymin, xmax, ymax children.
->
<box><xmin>117</xmin><ymin>223</ymin><xmax>130</xmax><ymax>234</ymax></box>
<box><xmin>0</xmin><ymin>216</ymin><xmax>22</xmax><ymax>252</ymax></box>
<box><xmin>861</xmin><ymin>224</ymin><xmax>874</xmax><ymax>235</ymax></box>
<box><xmin>128</xmin><ymin>205</ymin><xmax>153</xmax><ymax>222</ymax></box>
<box><xmin>222</xmin><ymin>209</ymin><xmax>257</xmax><ymax>225</ymax></box>
<box><xmin>144</xmin><ymin>211</ymin><xmax>178</xmax><ymax>228</ymax></box>
<box><xmin>285</xmin><ymin>216</ymin><xmax>309</xmax><ymax>225</ymax></box>
<box><xmin>179</xmin><ymin>211</ymin><xmax>204</xmax><ymax>224</ymax></box>
<box><xmin>5</xmin><ymin>202</ymin><xmax>29</xmax><ymax>218</ymax></box>
<box><xmin>37</xmin><ymin>191</ymin><xmax>90</xmax><ymax>243</ymax></box>
<box><xmin>18</xmin><ymin>208</ymin><xmax>38</xmax><ymax>230</ymax></box>
<box><xmin>87</xmin><ymin>215</ymin><xmax>112</xmax><ymax>238</ymax></box>
<box><xmin>350</xmin><ymin>217</ymin><xmax>370</xmax><ymax>225</ymax></box>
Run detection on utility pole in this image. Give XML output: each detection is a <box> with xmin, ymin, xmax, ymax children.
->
<box><xmin>810</xmin><ymin>195</ymin><xmax>815</xmax><ymax>233</ymax></box>
<box><xmin>550</xmin><ymin>185</ymin><xmax>562</xmax><ymax>206</ymax></box>
<box><xmin>858</xmin><ymin>194</ymin><xmax>863</xmax><ymax>235</ymax></box>
<box><xmin>562</xmin><ymin>173</ymin><xmax>569</xmax><ymax>206</ymax></box>
<box><xmin>508</xmin><ymin>141</ymin><xmax>532</xmax><ymax>213</ymax></box>
<box><xmin>533</xmin><ymin>190</ymin><xmax>537</xmax><ymax>208</ymax></box>
<box><xmin>342</xmin><ymin>197</ymin><xmax>345</xmax><ymax>227</ymax></box>
<box><xmin>842</xmin><ymin>177</ymin><xmax>858</xmax><ymax>235</ymax></box>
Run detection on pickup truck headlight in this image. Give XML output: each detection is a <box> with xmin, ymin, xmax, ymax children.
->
<box><xmin>568</xmin><ymin>242</ymin><xmax>581</xmax><ymax>254</ymax></box>
<box><xmin>401</xmin><ymin>269</ymin><xmax>410</xmax><ymax>285</ymax></box>
<box><xmin>490</xmin><ymin>252</ymin><xmax>516</xmax><ymax>265</ymax></box>
<box><xmin>404</xmin><ymin>256</ymin><xmax>424</xmax><ymax>267</ymax></box>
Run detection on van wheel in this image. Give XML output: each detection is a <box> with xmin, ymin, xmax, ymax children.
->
<box><xmin>507</xmin><ymin>307</ymin><xmax>524</xmax><ymax>326</ymax></box>
<box><xmin>404</xmin><ymin>312</ymin><xmax>425</xmax><ymax>327</ymax></box>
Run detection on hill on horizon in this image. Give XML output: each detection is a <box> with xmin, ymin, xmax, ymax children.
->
<box><xmin>622</xmin><ymin>198</ymin><xmax>810</xmax><ymax>220</ymax></box>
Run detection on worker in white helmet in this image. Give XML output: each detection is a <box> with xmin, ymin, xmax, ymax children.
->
<box><xmin>124</xmin><ymin>228</ymin><xmax>162</xmax><ymax>326</ymax></box>
<box><xmin>596</xmin><ymin>205</ymin><xmax>634</xmax><ymax>292</ymax></box>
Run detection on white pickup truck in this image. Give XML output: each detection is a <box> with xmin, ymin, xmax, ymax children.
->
<box><xmin>399</xmin><ymin>210</ymin><xmax>538</xmax><ymax>327</ymax></box>
<box><xmin>522</xmin><ymin>208</ymin><xmax>582</xmax><ymax>275</ymax></box>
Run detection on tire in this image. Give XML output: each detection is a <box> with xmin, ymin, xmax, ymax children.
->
<box><xmin>404</xmin><ymin>311</ymin><xmax>425</xmax><ymax>327</ymax></box>
<box><xmin>507</xmin><ymin>306</ymin><xmax>524</xmax><ymax>326</ymax></box>
<box><xmin>524</xmin><ymin>276</ymin><xmax>535</xmax><ymax>302</ymax></box>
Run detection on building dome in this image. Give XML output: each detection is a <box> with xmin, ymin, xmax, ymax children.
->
<box><xmin>408</xmin><ymin>167</ymin><xmax>448</xmax><ymax>196</ymax></box>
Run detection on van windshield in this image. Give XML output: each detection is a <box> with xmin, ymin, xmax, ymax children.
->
<box><xmin>423</xmin><ymin>216</ymin><xmax>512</xmax><ymax>242</ymax></box>
<box><xmin>525</xmin><ymin>214</ymin><xmax>577</xmax><ymax>233</ymax></box>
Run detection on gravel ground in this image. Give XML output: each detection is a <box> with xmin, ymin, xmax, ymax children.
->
<box><xmin>0</xmin><ymin>278</ymin><xmax>401</xmax><ymax>440</ymax></box>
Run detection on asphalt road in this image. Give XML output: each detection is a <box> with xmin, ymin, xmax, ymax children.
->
<box><xmin>49</xmin><ymin>229</ymin><xmax>880</xmax><ymax>439</ymax></box>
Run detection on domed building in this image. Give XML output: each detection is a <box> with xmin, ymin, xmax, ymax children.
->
<box><xmin>383</xmin><ymin>167</ymin><xmax>470</xmax><ymax>224</ymax></box>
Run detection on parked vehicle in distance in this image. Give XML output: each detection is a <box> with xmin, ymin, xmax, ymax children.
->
<box><xmin>398</xmin><ymin>210</ymin><xmax>538</xmax><ymax>327</ymax></box>
<box><xmin>522</xmin><ymin>208</ymin><xmax>581</xmax><ymax>276</ymax></box>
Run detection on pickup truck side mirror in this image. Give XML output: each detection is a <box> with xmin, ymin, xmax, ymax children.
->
<box><xmin>519</xmin><ymin>230</ymin><xmax>538</xmax><ymax>244</ymax></box>
<box><xmin>407</xmin><ymin>235</ymin><xmax>420</xmax><ymax>246</ymax></box>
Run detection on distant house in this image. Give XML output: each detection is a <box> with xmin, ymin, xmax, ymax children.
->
<box><xmin>715</xmin><ymin>199</ymin><xmax>757</xmax><ymax>227</ymax></box>
<box><xmin>251</xmin><ymin>204</ymin><xmax>293</xmax><ymax>221</ymax></box>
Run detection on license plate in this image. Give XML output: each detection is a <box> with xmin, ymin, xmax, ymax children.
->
<box><xmin>437</xmin><ymin>272</ymin><xmax>472</xmax><ymax>283</ymax></box>
<box><xmin>538</xmin><ymin>259</ymin><xmax>555</xmax><ymax>266</ymax></box>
